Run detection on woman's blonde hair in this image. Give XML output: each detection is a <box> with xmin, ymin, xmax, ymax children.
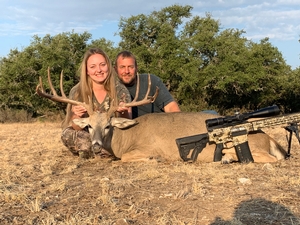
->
<box><xmin>62</xmin><ymin>48</ymin><xmax>118</xmax><ymax>128</ymax></box>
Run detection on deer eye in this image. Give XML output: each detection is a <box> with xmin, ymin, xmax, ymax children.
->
<box><xmin>103</xmin><ymin>122</ymin><xmax>112</xmax><ymax>131</ymax></box>
<box><xmin>86</xmin><ymin>124</ymin><xmax>94</xmax><ymax>132</ymax></box>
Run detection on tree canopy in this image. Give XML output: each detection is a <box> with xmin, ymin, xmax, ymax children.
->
<box><xmin>0</xmin><ymin>4</ymin><xmax>299</xmax><ymax>120</ymax></box>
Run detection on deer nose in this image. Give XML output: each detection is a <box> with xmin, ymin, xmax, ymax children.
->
<box><xmin>92</xmin><ymin>143</ymin><xmax>102</xmax><ymax>154</ymax></box>
<box><xmin>92</xmin><ymin>139</ymin><xmax>103</xmax><ymax>146</ymax></box>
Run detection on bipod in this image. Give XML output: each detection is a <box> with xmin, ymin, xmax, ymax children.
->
<box><xmin>284</xmin><ymin>122</ymin><xmax>300</xmax><ymax>159</ymax></box>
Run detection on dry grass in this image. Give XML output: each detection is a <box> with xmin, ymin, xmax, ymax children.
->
<box><xmin>0</xmin><ymin>122</ymin><xmax>299</xmax><ymax>225</ymax></box>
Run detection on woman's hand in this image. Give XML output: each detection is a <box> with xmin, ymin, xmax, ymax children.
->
<box><xmin>72</xmin><ymin>105</ymin><xmax>87</xmax><ymax>117</ymax></box>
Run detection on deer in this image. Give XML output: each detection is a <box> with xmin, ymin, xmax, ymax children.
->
<box><xmin>36</xmin><ymin>68</ymin><xmax>287</xmax><ymax>163</ymax></box>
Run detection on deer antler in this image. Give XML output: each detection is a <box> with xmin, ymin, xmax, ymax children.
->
<box><xmin>122</xmin><ymin>73</ymin><xmax>159</xmax><ymax>108</ymax></box>
<box><xmin>107</xmin><ymin>73</ymin><xmax>159</xmax><ymax>117</ymax></box>
<box><xmin>37</xmin><ymin>68</ymin><xmax>159</xmax><ymax>117</ymax></box>
<box><xmin>36</xmin><ymin>67</ymin><xmax>94</xmax><ymax>115</ymax></box>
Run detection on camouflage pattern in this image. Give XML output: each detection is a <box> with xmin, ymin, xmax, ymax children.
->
<box><xmin>116</xmin><ymin>79</ymin><xmax>131</xmax><ymax>104</ymax></box>
<box><xmin>61</xmin><ymin>80</ymin><xmax>130</xmax><ymax>158</ymax></box>
<box><xmin>61</xmin><ymin>127</ymin><xmax>93</xmax><ymax>158</ymax></box>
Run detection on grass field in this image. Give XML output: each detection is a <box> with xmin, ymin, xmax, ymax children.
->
<box><xmin>0</xmin><ymin>122</ymin><xmax>299</xmax><ymax>224</ymax></box>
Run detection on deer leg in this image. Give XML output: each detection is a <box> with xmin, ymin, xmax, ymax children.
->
<box><xmin>121</xmin><ymin>150</ymin><xmax>158</xmax><ymax>162</ymax></box>
<box><xmin>250</xmin><ymin>152</ymin><xmax>278</xmax><ymax>163</ymax></box>
<box><xmin>222</xmin><ymin>149</ymin><xmax>239</xmax><ymax>164</ymax></box>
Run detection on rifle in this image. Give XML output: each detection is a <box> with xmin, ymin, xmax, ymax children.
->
<box><xmin>176</xmin><ymin>105</ymin><xmax>300</xmax><ymax>163</ymax></box>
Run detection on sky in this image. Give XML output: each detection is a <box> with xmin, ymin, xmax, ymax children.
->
<box><xmin>0</xmin><ymin>0</ymin><xmax>299</xmax><ymax>69</ymax></box>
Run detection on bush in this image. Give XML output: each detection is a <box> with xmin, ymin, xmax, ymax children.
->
<box><xmin>0</xmin><ymin>108</ymin><xmax>65</xmax><ymax>123</ymax></box>
<box><xmin>0</xmin><ymin>108</ymin><xmax>33</xmax><ymax>123</ymax></box>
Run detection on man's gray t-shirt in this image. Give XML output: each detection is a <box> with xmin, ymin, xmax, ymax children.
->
<box><xmin>126</xmin><ymin>74</ymin><xmax>174</xmax><ymax>118</ymax></box>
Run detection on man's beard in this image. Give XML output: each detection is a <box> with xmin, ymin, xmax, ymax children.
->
<box><xmin>120</xmin><ymin>75</ymin><xmax>136</xmax><ymax>87</ymax></box>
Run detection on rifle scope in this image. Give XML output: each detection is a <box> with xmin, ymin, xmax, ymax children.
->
<box><xmin>206</xmin><ymin>105</ymin><xmax>280</xmax><ymax>128</ymax></box>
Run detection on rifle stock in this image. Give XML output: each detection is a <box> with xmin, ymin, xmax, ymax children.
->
<box><xmin>176</xmin><ymin>133</ymin><xmax>209</xmax><ymax>162</ymax></box>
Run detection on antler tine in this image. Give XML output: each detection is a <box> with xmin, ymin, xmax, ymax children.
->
<box><xmin>107</xmin><ymin>99</ymin><xmax>117</xmax><ymax>118</ymax></box>
<box><xmin>36</xmin><ymin>68</ymin><xmax>88</xmax><ymax>107</ymax></box>
<box><xmin>57</xmin><ymin>69</ymin><xmax>93</xmax><ymax>116</ymax></box>
<box><xmin>47</xmin><ymin>67</ymin><xmax>58</xmax><ymax>96</ymax></box>
<box><xmin>122</xmin><ymin>73</ymin><xmax>159</xmax><ymax>108</ymax></box>
<box><xmin>131</xmin><ymin>72</ymin><xmax>140</xmax><ymax>102</ymax></box>
<box><xmin>60</xmin><ymin>70</ymin><xmax>67</xmax><ymax>98</ymax></box>
<box><xmin>37</xmin><ymin>76</ymin><xmax>44</xmax><ymax>93</ymax></box>
<box><xmin>144</xmin><ymin>73</ymin><xmax>151</xmax><ymax>100</ymax></box>
<box><xmin>150</xmin><ymin>86</ymin><xmax>159</xmax><ymax>102</ymax></box>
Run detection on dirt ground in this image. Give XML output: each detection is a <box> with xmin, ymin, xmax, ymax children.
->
<box><xmin>0</xmin><ymin>121</ymin><xmax>299</xmax><ymax>225</ymax></box>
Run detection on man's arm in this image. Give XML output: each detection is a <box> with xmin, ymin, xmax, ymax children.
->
<box><xmin>149</xmin><ymin>74</ymin><xmax>181</xmax><ymax>113</ymax></box>
<box><xmin>164</xmin><ymin>101</ymin><xmax>181</xmax><ymax>113</ymax></box>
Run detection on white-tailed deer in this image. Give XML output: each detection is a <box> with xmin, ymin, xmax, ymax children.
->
<box><xmin>36</xmin><ymin>68</ymin><xmax>287</xmax><ymax>163</ymax></box>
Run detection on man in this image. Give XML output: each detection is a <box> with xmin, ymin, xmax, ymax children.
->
<box><xmin>114</xmin><ymin>50</ymin><xmax>181</xmax><ymax>118</ymax></box>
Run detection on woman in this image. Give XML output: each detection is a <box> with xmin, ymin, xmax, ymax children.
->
<box><xmin>61</xmin><ymin>48</ymin><xmax>132</xmax><ymax>158</ymax></box>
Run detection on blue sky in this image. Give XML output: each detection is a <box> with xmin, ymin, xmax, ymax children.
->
<box><xmin>0</xmin><ymin>0</ymin><xmax>299</xmax><ymax>69</ymax></box>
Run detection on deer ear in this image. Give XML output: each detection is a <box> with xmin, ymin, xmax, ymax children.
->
<box><xmin>73</xmin><ymin>118</ymin><xmax>90</xmax><ymax>128</ymax></box>
<box><xmin>111</xmin><ymin>118</ymin><xmax>138</xmax><ymax>129</ymax></box>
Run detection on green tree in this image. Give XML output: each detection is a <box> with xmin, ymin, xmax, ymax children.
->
<box><xmin>177</xmin><ymin>13</ymin><xmax>221</xmax><ymax>111</ymax></box>
<box><xmin>202</xmin><ymin>36</ymin><xmax>289</xmax><ymax>113</ymax></box>
<box><xmin>0</xmin><ymin>4</ymin><xmax>297</xmax><ymax>120</ymax></box>
<box><xmin>279</xmin><ymin>67</ymin><xmax>300</xmax><ymax>112</ymax></box>
<box><xmin>88</xmin><ymin>38</ymin><xmax>120</xmax><ymax>61</ymax></box>
<box><xmin>118</xmin><ymin>5</ymin><xmax>193</xmax><ymax>94</ymax></box>
<box><xmin>0</xmin><ymin>31</ymin><xmax>92</xmax><ymax>115</ymax></box>
<box><xmin>116</xmin><ymin>4</ymin><xmax>293</xmax><ymax>113</ymax></box>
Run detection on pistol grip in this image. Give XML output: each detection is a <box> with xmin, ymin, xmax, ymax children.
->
<box><xmin>213</xmin><ymin>143</ymin><xmax>223</xmax><ymax>162</ymax></box>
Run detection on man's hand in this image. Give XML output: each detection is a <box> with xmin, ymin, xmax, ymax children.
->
<box><xmin>117</xmin><ymin>102</ymin><xmax>132</xmax><ymax>119</ymax></box>
<box><xmin>116</xmin><ymin>102</ymin><xmax>129</xmax><ymax>115</ymax></box>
